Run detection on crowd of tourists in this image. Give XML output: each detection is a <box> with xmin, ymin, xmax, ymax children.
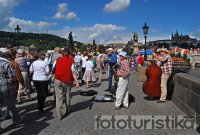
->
<box><xmin>0</xmin><ymin>45</ymin><xmax>173</xmax><ymax>130</ymax></box>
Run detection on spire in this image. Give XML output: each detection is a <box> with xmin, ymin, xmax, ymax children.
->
<box><xmin>175</xmin><ymin>30</ymin><xmax>179</xmax><ymax>36</ymax></box>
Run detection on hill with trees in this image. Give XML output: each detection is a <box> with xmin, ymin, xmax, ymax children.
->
<box><xmin>0</xmin><ymin>31</ymin><xmax>82</xmax><ymax>50</ymax></box>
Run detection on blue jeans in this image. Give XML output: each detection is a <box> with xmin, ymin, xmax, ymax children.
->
<box><xmin>108</xmin><ymin>67</ymin><xmax>117</xmax><ymax>90</ymax></box>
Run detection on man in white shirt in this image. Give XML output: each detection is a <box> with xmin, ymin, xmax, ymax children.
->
<box><xmin>81</xmin><ymin>53</ymin><xmax>88</xmax><ymax>84</ymax></box>
<box><xmin>74</xmin><ymin>52</ymin><xmax>82</xmax><ymax>66</ymax></box>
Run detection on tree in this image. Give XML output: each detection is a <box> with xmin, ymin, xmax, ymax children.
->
<box><xmin>79</xmin><ymin>44</ymin><xmax>88</xmax><ymax>52</ymax></box>
<box><xmin>98</xmin><ymin>45</ymin><xmax>106</xmax><ymax>53</ymax></box>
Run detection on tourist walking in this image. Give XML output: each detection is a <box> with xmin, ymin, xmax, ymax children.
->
<box><xmin>114</xmin><ymin>51</ymin><xmax>131</xmax><ymax>110</ymax></box>
<box><xmin>0</xmin><ymin>53</ymin><xmax>22</xmax><ymax>128</ymax></box>
<box><xmin>82</xmin><ymin>55</ymin><xmax>96</xmax><ymax>88</ymax></box>
<box><xmin>49</xmin><ymin>47</ymin><xmax>62</xmax><ymax>72</ymax></box>
<box><xmin>137</xmin><ymin>54</ymin><xmax>144</xmax><ymax>67</ymax></box>
<box><xmin>105</xmin><ymin>48</ymin><xmax>117</xmax><ymax>92</ymax></box>
<box><xmin>15</xmin><ymin>49</ymin><xmax>32</xmax><ymax>104</ymax></box>
<box><xmin>54</xmin><ymin>48</ymin><xmax>79</xmax><ymax>120</ymax></box>
<box><xmin>96</xmin><ymin>53</ymin><xmax>103</xmax><ymax>82</ymax></box>
<box><xmin>130</xmin><ymin>57</ymin><xmax>136</xmax><ymax>74</ymax></box>
<box><xmin>29</xmin><ymin>51</ymin><xmax>50</xmax><ymax>113</ymax></box>
<box><xmin>1</xmin><ymin>52</ymin><xmax>25</xmax><ymax>97</ymax></box>
<box><xmin>81</xmin><ymin>53</ymin><xmax>88</xmax><ymax>84</ymax></box>
<box><xmin>74</xmin><ymin>52</ymin><xmax>82</xmax><ymax>79</ymax></box>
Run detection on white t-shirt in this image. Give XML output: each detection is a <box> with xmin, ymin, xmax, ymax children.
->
<box><xmin>81</xmin><ymin>56</ymin><xmax>88</xmax><ymax>68</ymax></box>
<box><xmin>74</xmin><ymin>55</ymin><xmax>82</xmax><ymax>63</ymax></box>
<box><xmin>30</xmin><ymin>60</ymin><xmax>50</xmax><ymax>81</ymax></box>
<box><xmin>85</xmin><ymin>60</ymin><xmax>94</xmax><ymax>71</ymax></box>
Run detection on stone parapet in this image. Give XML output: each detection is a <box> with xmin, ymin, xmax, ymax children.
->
<box><xmin>172</xmin><ymin>73</ymin><xmax>200</xmax><ymax>125</ymax></box>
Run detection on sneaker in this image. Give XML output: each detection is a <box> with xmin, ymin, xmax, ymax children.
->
<box><xmin>123</xmin><ymin>106</ymin><xmax>129</xmax><ymax>109</ymax></box>
<box><xmin>105</xmin><ymin>88</ymin><xmax>111</xmax><ymax>92</ymax></box>
<box><xmin>38</xmin><ymin>108</ymin><xmax>45</xmax><ymax>114</ymax></box>
<box><xmin>157</xmin><ymin>100</ymin><xmax>166</xmax><ymax>103</ymax></box>
<box><xmin>4</xmin><ymin>114</ymin><xmax>11</xmax><ymax>120</ymax></box>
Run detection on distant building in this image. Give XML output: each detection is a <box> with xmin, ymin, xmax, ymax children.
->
<box><xmin>149</xmin><ymin>39</ymin><xmax>176</xmax><ymax>47</ymax></box>
<box><xmin>108</xmin><ymin>42</ymin><xmax>127</xmax><ymax>49</ymax></box>
<box><xmin>171</xmin><ymin>30</ymin><xmax>197</xmax><ymax>45</ymax></box>
<box><xmin>148</xmin><ymin>30</ymin><xmax>198</xmax><ymax>48</ymax></box>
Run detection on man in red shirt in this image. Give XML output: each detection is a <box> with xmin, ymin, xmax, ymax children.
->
<box><xmin>54</xmin><ymin>48</ymin><xmax>79</xmax><ymax>120</ymax></box>
<box><xmin>137</xmin><ymin>54</ymin><xmax>144</xmax><ymax>67</ymax></box>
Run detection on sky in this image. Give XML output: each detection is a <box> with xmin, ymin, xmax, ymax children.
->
<box><xmin>0</xmin><ymin>0</ymin><xmax>200</xmax><ymax>44</ymax></box>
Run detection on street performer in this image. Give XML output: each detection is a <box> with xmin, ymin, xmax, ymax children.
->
<box><xmin>113</xmin><ymin>51</ymin><xmax>131</xmax><ymax>110</ymax></box>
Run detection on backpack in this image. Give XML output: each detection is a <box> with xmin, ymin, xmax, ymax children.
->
<box><xmin>91</xmin><ymin>94</ymin><xmax>115</xmax><ymax>102</ymax></box>
<box><xmin>79</xmin><ymin>90</ymin><xmax>98</xmax><ymax>96</ymax></box>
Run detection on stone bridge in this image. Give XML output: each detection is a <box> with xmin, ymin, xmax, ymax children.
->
<box><xmin>190</xmin><ymin>54</ymin><xmax>200</xmax><ymax>67</ymax></box>
<box><xmin>1</xmin><ymin>69</ymin><xmax>199</xmax><ymax>135</ymax></box>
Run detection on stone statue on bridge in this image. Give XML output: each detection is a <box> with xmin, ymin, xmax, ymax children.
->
<box><xmin>132</xmin><ymin>32</ymin><xmax>139</xmax><ymax>56</ymax></box>
<box><xmin>67</xmin><ymin>31</ymin><xmax>74</xmax><ymax>52</ymax></box>
<box><xmin>133</xmin><ymin>32</ymin><xmax>138</xmax><ymax>43</ymax></box>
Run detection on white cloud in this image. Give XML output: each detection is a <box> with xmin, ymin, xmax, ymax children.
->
<box><xmin>7</xmin><ymin>17</ymin><xmax>56</xmax><ymax>33</ymax></box>
<box><xmin>190</xmin><ymin>29</ymin><xmax>200</xmax><ymax>40</ymax></box>
<box><xmin>0</xmin><ymin>0</ymin><xmax>23</xmax><ymax>28</ymax></box>
<box><xmin>53</xmin><ymin>3</ymin><xmax>79</xmax><ymax>21</ymax></box>
<box><xmin>66</xmin><ymin>12</ymin><xmax>79</xmax><ymax>21</ymax></box>
<box><xmin>103</xmin><ymin>0</ymin><xmax>131</xmax><ymax>13</ymax></box>
<box><xmin>50</xmin><ymin>24</ymin><xmax>130</xmax><ymax>44</ymax></box>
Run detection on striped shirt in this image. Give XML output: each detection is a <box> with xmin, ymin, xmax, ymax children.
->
<box><xmin>15</xmin><ymin>56</ymin><xmax>29</xmax><ymax>72</ymax></box>
<box><xmin>0</xmin><ymin>57</ymin><xmax>16</xmax><ymax>92</ymax></box>
<box><xmin>160</xmin><ymin>54</ymin><xmax>172</xmax><ymax>75</ymax></box>
<box><xmin>117</xmin><ymin>59</ymin><xmax>131</xmax><ymax>78</ymax></box>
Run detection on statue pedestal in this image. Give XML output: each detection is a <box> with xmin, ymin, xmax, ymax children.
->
<box><xmin>132</xmin><ymin>42</ymin><xmax>139</xmax><ymax>56</ymax></box>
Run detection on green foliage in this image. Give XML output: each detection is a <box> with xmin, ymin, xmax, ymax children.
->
<box><xmin>98</xmin><ymin>45</ymin><xmax>106</xmax><ymax>53</ymax></box>
<box><xmin>79</xmin><ymin>44</ymin><xmax>88</xmax><ymax>52</ymax></box>
<box><xmin>0</xmin><ymin>31</ymin><xmax>69</xmax><ymax>49</ymax></box>
<box><xmin>182</xmin><ymin>54</ymin><xmax>187</xmax><ymax>61</ymax></box>
<box><xmin>170</xmin><ymin>52</ymin><xmax>175</xmax><ymax>57</ymax></box>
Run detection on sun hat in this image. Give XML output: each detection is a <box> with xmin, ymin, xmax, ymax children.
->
<box><xmin>157</xmin><ymin>48</ymin><xmax>168</xmax><ymax>53</ymax></box>
<box><xmin>17</xmin><ymin>49</ymin><xmax>24</xmax><ymax>54</ymax></box>
<box><xmin>119</xmin><ymin>51</ymin><xmax>127</xmax><ymax>58</ymax></box>
<box><xmin>108</xmin><ymin>48</ymin><xmax>113</xmax><ymax>51</ymax></box>
<box><xmin>0</xmin><ymin>48</ymin><xmax>8</xmax><ymax>53</ymax></box>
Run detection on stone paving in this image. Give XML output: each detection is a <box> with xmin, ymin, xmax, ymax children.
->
<box><xmin>1</xmin><ymin>72</ymin><xmax>199</xmax><ymax>135</ymax></box>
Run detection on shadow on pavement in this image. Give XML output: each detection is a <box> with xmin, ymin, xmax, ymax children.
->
<box><xmin>143</xmin><ymin>96</ymin><xmax>159</xmax><ymax>101</ymax></box>
<box><xmin>1</xmin><ymin>100</ymin><xmax>55</xmax><ymax>135</ymax></box>
<box><xmin>71</xmin><ymin>99</ymin><xmax>94</xmax><ymax>113</ymax></box>
<box><xmin>197</xmin><ymin>125</ymin><xmax>200</xmax><ymax>133</ymax></box>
